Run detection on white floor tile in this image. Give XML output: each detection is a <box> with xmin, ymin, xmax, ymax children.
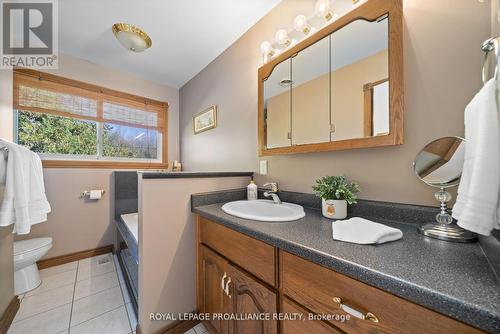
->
<box><xmin>70</xmin><ymin>286</ymin><xmax>124</xmax><ymax>326</ymax></box>
<box><xmin>184</xmin><ymin>329</ymin><xmax>196</xmax><ymax>334</ymax></box>
<box><xmin>193</xmin><ymin>323</ymin><xmax>207</xmax><ymax>334</ymax></box>
<box><xmin>14</xmin><ymin>284</ymin><xmax>74</xmax><ymax>322</ymax></box>
<box><xmin>78</xmin><ymin>253</ymin><xmax>114</xmax><ymax>269</ymax></box>
<box><xmin>26</xmin><ymin>270</ymin><xmax>76</xmax><ymax>297</ymax></box>
<box><xmin>124</xmin><ymin>303</ymin><xmax>137</xmax><ymax>331</ymax></box>
<box><xmin>74</xmin><ymin>271</ymin><xmax>119</xmax><ymax>300</ymax></box>
<box><xmin>40</xmin><ymin>262</ymin><xmax>78</xmax><ymax>278</ymax></box>
<box><xmin>69</xmin><ymin>306</ymin><xmax>131</xmax><ymax>334</ymax></box>
<box><xmin>77</xmin><ymin>261</ymin><xmax>115</xmax><ymax>282</ymax></box>
<box><xmin>8</xmin><ymin>303</ymin><xmax>71</xmax><ymax>334</ymax></box>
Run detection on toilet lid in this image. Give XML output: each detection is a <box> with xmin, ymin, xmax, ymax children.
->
<box><xmin>14</xmin><ymin>237</ymin><xmax>53</xmax><ymax>255</ymax></box>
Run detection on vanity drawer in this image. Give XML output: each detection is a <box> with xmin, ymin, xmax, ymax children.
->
<box><xmin>282</xmin><ymin>297</ymin><xmax>342</xmax><ymax>334</ymax></box>
<box><xmin>280</xmin><ymin>251</ymin><xmax>483</xmax><ymax>334</ymax></box>
<box><xmin>198</xmin><ymin>216</ymin><xmax>276</xmax><ymax>286</ymax></box>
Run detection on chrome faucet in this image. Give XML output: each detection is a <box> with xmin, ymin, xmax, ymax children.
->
<box><xmin>263</xmin><ymin>182</ymin><xmax>282</xmax><ymax>204</ymax></box>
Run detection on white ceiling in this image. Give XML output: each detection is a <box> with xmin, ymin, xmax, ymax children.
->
<box><xmin>59</xmin><ymin>0</ymin><xmax>282</xmax><ymax>88</ymax></box>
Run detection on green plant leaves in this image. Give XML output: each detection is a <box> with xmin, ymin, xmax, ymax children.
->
<box><xmin>312</xmin><ymin>175</ymin><xmax>360</xmax><ymax>204</ymax></box>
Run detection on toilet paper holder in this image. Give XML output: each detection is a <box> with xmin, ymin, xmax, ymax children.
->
<box><xmin>80</xmin><ymin>190</ymin><xmax>105</xmax><ymax>198</ymax></box>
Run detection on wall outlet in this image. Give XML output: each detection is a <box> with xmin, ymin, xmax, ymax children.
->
<box><xmin>259</xmin><ymin>160</ymin><xmax>268</xmax><ymax>175</ymax></box>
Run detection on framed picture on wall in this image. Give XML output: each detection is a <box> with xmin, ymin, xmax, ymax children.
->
<box><xmin>193</xmin><ymin>105</ymin><xmax>217</xmax><ymax>134</ymax></box>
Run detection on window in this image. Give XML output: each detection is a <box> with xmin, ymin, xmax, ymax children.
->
<box><xmin>13</xmin><ymin>69</ymin><xmax>168</xmax><ymax>168</ymax></box>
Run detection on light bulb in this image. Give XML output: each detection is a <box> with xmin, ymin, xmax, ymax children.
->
<box><xmin>275</xmin><ymin>29</ymin><xmax>291</xmax><ymax>47</ymax></box>
<box><xmin>315</xmin><ymin>0</ymin><xmax>333</xmax><ymax>21</ymax></box>
<box><xmin>260</xmin><ymin>41</ymin><xmax>274</xmax><ymax>56</ymax></box>
<box><xmin>293</xmin><ymin>15</ymin><xmax>310</xmax><ymax>35</ymax></box>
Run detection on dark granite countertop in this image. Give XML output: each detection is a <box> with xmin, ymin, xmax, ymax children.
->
<box><xmin>139</xmin><ymin>171</ymin><xmax>253</xmax><ymax>179</ymax></box>
<box><xmin>191</xmin><ymin>190</ymin><xmax>500</xmax><ymax>333</ymax></box>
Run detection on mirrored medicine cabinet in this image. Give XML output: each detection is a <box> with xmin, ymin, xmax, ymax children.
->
<box><xmin>258</xmin><ymin>0</ymin><xmax>403</xmax><ymax>156</ymax></box>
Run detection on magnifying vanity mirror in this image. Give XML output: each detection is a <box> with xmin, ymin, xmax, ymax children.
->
<box><xmin>413</xmin><ymin>137</ymin><xmax>477</xmax><ymax>242</ymax></box>
<box><xmin>258</xmin><ymin>0</ymin><xmax>403</xmax><ymax>156</ymax></box>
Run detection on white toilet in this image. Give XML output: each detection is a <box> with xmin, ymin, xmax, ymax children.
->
<box><xmin>13</xmin><ymin>237</ymin><xmax>53</xmax><ymax>295</ymax></box>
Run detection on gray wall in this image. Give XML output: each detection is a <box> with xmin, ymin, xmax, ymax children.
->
<box><xmin>179</xmin><ymin>0</ymin><xmax>491</xmax><ymax>206</ymax></box>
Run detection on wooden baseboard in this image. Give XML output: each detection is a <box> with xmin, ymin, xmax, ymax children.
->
<box><xmin>136</xmin><ymin>318</ymin><xmax>200</xmax><ymax>334</ymax></box>
<box><xmin>37</xmin><ymin>245</ymin><xmax>114</xmax><ymax>269</ymax></box>
<box><xmin>0</xmin><ymin>296</ymin><xmax>20</xmax><ymax>334</ymax></box>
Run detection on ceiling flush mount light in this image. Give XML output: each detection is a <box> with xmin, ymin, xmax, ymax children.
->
<box><xmin>294</xmin><ymin>15</ymin><xmax>311</xmax><ymax>35</ymax></box>
<box><xmin>275</xmin><ymin>29</ymin><xmax>291</xmax><ymax>47</ymax></box>
<box><xmin>315</xmin><ymin>0</ymin><xmax>333</xmax><ymax>21</ymax></box>
<box><xmin>112</xmin><ymin>23</ymin><xmax>152</xmax><ymax>52</ymax></box>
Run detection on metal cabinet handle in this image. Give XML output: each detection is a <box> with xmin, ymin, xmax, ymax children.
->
<box><xmin>224</xmin><ymin>277</ymin><xmax>232</xmax><ymax>298</ymax></box>
<box><xmin>332</xmin><ymin>297</ymin><xmax>379</xmax><ymax>323</ymax></box>
<box><xmin>221</xmin><ymin>272</ymin><xmax>227</xmax><ymax>291</ymax></box>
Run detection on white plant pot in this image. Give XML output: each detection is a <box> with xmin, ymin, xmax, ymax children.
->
<box><xmin>322</xmin><ymin>199</ymin><xmax>347</xmax><ymax>219</ymax></box>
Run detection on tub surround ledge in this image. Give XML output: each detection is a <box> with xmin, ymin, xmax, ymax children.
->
<box><xmin>191</xmin><ymin>189</ymin><xmax>500</xmax><ymax>333</ymax></box>
<box><xmin>140</xmin><ymin>171</ymin><xmax>253</xmax><ymax>179</ymax></box>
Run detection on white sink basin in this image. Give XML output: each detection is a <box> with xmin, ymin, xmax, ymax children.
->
<box><xmin>221</xmin><ymin>200</ymin><xmax>305</xmax><ymax>222</ymax></box>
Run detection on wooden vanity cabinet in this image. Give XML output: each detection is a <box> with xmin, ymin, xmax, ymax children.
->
<box><xmin>226</xmin><ymin>263</ymin><xmax>278</xmax><ymax>334</ymax></box>
<box><xmin>196</xmin><ymin>216</ymin><xmax>484</xmax><ymax>334</ymax></box>
<box><xmin>198</xmin><ymin>244</ymin><xmax>277</xmax><ymax>334</ymax></box>
<box><xmin>198</xmin><ymin>245</ymin><xmax>231</xmax><ymax>333</ymax></box>
<box><xmin>281</xmin><ymin>298</ymin><xmax>342</xmax><ymax>334</ymax></box>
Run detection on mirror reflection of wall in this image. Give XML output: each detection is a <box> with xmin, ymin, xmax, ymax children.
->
<box><xmin>264</xmin><ymin>59</ymin><xmax>291</xmax><ymax>149</ymax></box>
<box><xmin>263</xmin><ymin>15</ymin><xmax>389</xmax><ymax>149</ymax></box>
<box><xmin>292</xmin><ymin>36</ymin><xmax>330</xmax><ymax>146</ymax></box>
<box><xmin>331</xmin><ymin>17</ymin><xmax>388</xmax><ymax>142</ymax></box>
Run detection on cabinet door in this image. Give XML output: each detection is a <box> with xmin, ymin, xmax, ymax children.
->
<box><xmin>198</xmin><ymin>245</ymin><xmax>229</xmax><ymax>334</ymax></box>
<box><xmin>226</xmin><ymin>264</ymin><xmax>277</xmax><ymax>334</ymax></box>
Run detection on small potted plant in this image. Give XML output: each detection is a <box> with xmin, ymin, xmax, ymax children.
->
<box><xmin>313</xmin><ymin>175</ymin><xmax>360</xmax><ymax>219</ymax></box>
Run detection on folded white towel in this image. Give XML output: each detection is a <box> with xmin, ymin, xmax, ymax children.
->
<box><xmin>0</xmin><ymin>139</ymin><xmax>51</xmax><ymax>234</ymax></box>
<box><xmin>452</xmin><ymin>79</ymin><xmax>500</xmax><ymax>236</ymax></box>
<box><xmin>332</xmin><ymin>217</ymin><xmax>403</xmax><ymax>244</ymax></box>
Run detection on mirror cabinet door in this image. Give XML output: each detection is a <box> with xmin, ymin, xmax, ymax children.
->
<box><xmin>330</xmin><ymin>17</ymin><xmax>389</xmax><ymax>142</ymax></box>
<box><xmin>264</xmin><ymin>58</ymin><xmax>292</xmax><ymax>149</ymax></box>
<box><xmin>291</xmin><ymin>35</ymin><xmax>331</xmax><ymax>146</ymax></box>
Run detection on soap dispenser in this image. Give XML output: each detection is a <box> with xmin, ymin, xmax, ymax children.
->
<box><xmin>247</xmin><ymin>177</ymin><xmax>258</xmax><ymax>200</ymax></box>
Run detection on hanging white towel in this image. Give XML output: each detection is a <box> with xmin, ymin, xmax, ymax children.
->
<box><xmin>332</xmin><ymin>217</ymin><xmax>403</xmax><ymax>244</ymax></box>
<box><xmin>452</xmin><ymin>79</ymin><xmax>500</xmax><ymax>236</ymax></box>
<box><xmin>0</xmin><ymin>139</ymin><xmax>51</xmax><ymax>234</ymax></box>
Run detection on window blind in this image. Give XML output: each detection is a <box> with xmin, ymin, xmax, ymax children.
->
<box><xmin>13</xmin><ymin>69</ymin><xmax>168</xmax><ymax>132</ymax></box>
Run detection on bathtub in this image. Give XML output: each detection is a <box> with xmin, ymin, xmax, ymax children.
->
<box><xmin>120</xmin><ymin>212</ymin><xmax>138</xmax><ymax>243</ymax></box>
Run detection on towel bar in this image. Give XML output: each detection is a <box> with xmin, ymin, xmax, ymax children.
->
<box><xmin>482</xmin><ymin>37</ymin><xmax>500</xmax><ymax>84</ymax></box>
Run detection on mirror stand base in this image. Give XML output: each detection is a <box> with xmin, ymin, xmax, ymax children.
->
<box><xmin>419</xmin><ymin>223</ymin><xmax>477</xmax><ymax>243</ymax></box>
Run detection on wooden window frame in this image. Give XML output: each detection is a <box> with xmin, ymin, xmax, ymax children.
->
<box><xmin>13</xmin><ymin>68</ymin><xmax>169</xmax><ymax>169</ymax></box>
<box><xmin>363</xmin><ymin>78</ymin><xmax>389</xmax><ymax>137</ymax></box>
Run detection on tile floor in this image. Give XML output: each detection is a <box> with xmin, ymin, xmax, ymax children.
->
<box><xmin>184</xmin><ymin>323</ymin><xmax>208</xmax><ymax>334</ymax></box>
<box><xmin>9</xmin><ymin>252</ymin><xmax>208</xmax><ymax>334</ymax></box>
<box><xmin>9</xmin><ymin>253</ymin><xmax>137</xmax><ymax>334</ymax></box>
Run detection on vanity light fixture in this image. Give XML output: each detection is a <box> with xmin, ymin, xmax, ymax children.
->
<box><xmin>294</xmin><ymin>15</ymin><xmax>311</xmax><ymax>35</ymax></box>
<box><xmin>275</xmin><ymin>29</ymin><xmax>291</xmax><ymax>47</ymax></box>
<box><xmin>112</xmin><ymin>23</ymin><xmax>152</xmax><ymax>53</ymax></box>
<box><xmin>260</xmin><ymin>41</ymin><xmax>276</xmax><ymax>63</ymax></box>
<box><xmin>315</xmin><ymin>0</ymin><xmax>334</xmax><ymax>21</ymax></box>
